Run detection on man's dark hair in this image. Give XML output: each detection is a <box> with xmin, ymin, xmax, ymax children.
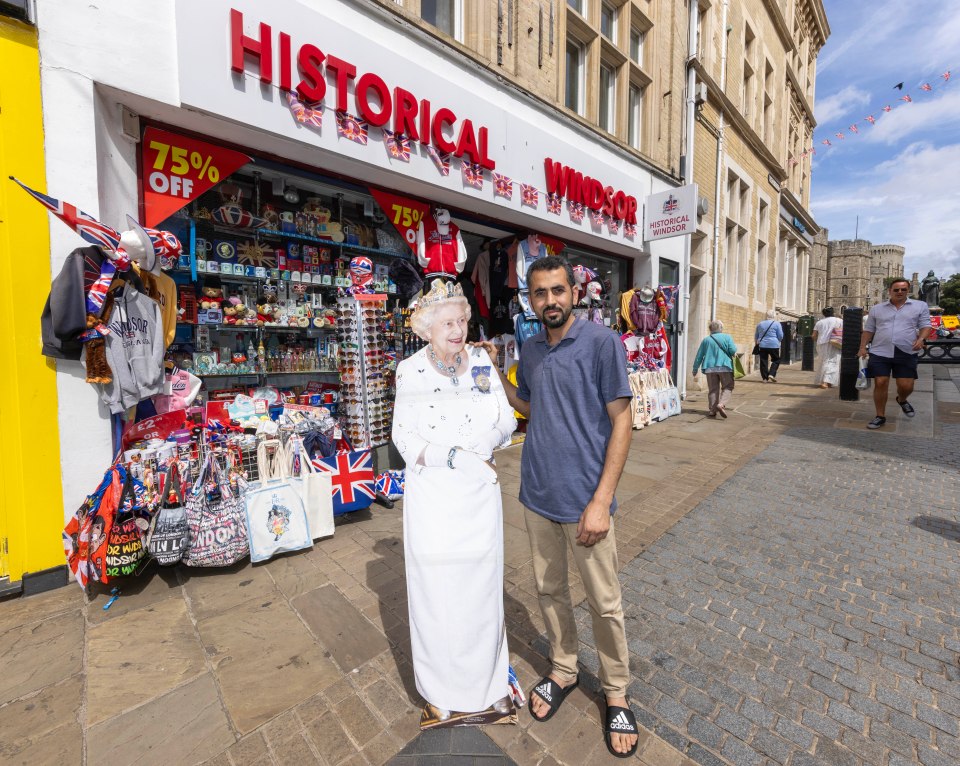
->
<box><xmin>527</xmin><ymin>255</ymin><xmax>575</xmax><ymax>287</ymax></box>
<box><xmin>889</xmin><ymin>277</ymin><xmax>911</xmax><ymax>290</ymax></box>
<box><xmin>822</xmin><ymin>307</ymin><xmax>834</xmax><ymax>317</ymax></box>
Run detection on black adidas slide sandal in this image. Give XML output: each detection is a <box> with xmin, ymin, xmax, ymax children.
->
<box><xmin>528</xmin><ymin>676</ymin><xmax>579</xmax><ymax>722</ymax></box>
<box><xmin>605</xmin><ymin>704</ymin><xmax>639</xmax><ymax>758</ymax></box>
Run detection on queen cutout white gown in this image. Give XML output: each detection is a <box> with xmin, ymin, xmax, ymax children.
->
<box><xmin>392</xmin><ymin>347</ymin><xmax>517</xmax><ymax>712</ymax></box>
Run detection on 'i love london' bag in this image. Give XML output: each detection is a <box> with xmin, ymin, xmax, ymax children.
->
<box><xmin>183</xmin><ymin>454</ymin><xmax>249</xmax><ymax>567</ymax></box>
<box><xmin>147</xmin><ymin>462</ymin><xmax>189</xmax><ymax>566</ymax></box>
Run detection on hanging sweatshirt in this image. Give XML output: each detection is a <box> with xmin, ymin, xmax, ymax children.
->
<box><xmin>135</xmin><ymin>266</ymin><xmax>178</xmax><ymax>348</ymax></box>
<box><xmin>90</xmin><ymin>286</ymin><xmax>165</xmax><ymax>414</ymax></box>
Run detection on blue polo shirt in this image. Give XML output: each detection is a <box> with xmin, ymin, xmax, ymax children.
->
<box><xmin>516</xmin><ymin>319</ymin><xmax>632</xmax><ymax>523</ymax></box>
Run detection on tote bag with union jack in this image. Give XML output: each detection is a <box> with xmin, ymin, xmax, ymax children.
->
<box><xmin>312</xmin><ymin>449</ymin><xmax>376</xmax><ymax>515</ymax></box>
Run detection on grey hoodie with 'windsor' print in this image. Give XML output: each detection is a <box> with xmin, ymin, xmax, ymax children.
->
<box><xmin>89</xmin><ymin>286</ymin><xmax>165</xmax><ymax>414</ymax></box>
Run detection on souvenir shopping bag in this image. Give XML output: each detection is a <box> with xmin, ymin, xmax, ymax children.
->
<box><xmin>662</xmin><ymin>370</ymin><xmax>682</xmax><ymax>417</ymax></box>
<box><xmin>732</xmin><ymin>354</ymin><xmax>746</xmax><ymax>380</ymax></box>
<box><xmin>183</xmin><ymin>454</ymin><xmax>249</xmax><ymax>567</ymax></box>
<box><xmin>647</xmin><ymin>374</ymin><xmax>664</xmax><ymax>422</ymax></box>
<box><xmin>104</xmin><ymin>472</ymin><xmax>149</xmax><ymax>578</ymax></box>
<box><xmin>628</xmin><ymin>372</ymin><xmax>649</xmax><ymax>430</ymax></box>
<box><xmin>147</xmin><ymin>462</ymin><xmax>189</xmax><ymax>565</ymax></box>
<box><xmin>244</xmin><ymin>440</ymin><xmax>312</xmax><ymax>563</ymax></box>
<box><xmin>312</xmin><ymin>448</ymin><xmax>376</xmax><ymax>516</ymax></box>
<box><xmin>286</xmin><ymin>437</ymin><xmax>335</xmax><ymax>541</ymax></box>
<box><xmin>856</xmin><ymin>357</ymin><xmax>871</xmax><ymax>390</ymax></box>
<box><xmin>63</xmin><ymin>464</ymin><xmax>124</xmax><ymax>589</ymax></box>
<box><xmin>375</xmin><ymin>470</ymin><xmax>405</xmax><ymax>500</ymax></box>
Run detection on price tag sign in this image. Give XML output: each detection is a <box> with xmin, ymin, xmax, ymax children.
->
<box><xmin>141</xmin><ymin>127</ymin><xmax>251</xmax><ymax>227</ymax></box>
<box><xmin>369</xmin><ymin>188</ymin><xmax>431</xmax><ymax>254</ymax></box>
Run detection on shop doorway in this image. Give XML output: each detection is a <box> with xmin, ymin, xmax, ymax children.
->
<box><xmin>659</xmin><ymin>259</ymin><xmax>680</xmax><ymax>382</ymax></box>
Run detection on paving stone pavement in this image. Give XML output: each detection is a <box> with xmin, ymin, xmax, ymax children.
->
<box><xmin>1</xmin><ymin>364</ymin><xmax>957</xmax><ymax>765</ymax></box>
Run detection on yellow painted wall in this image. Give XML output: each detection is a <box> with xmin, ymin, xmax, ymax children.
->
<box><xmin>0</xmin><ymin>16</ymin><xmax>64</xmax><ymax>583</ymax></box>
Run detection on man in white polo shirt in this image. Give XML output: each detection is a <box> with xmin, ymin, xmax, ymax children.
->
<box><xmin>858</xmin><ymin>278</ymin><xmax>932</xmax><ymax>429</ymax></box>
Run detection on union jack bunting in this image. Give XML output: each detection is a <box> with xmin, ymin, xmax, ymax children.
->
<box><xmin>920</xmin><ymin>83</ymin><xmax>933</xmax><ymax>92</ymax></box>
<box><xmin>85</xmin><ymin>262</ymin><xmax>117</xmax><ymax>316</ymax></box>
<box><xmin>335</xmin><ymin>111</ymin><xmax>369</xmax><ymax>145</ymax></box>
<box><xmin>312</xmin><ymin>450</ymin><xmax>376</xmax><ymax>515</ymax></box>
<box><xmin>822</xmin><ymin>139</ymin><xmax>832</xmax><ymax>146</ymax></box>
<box><xmin>12</xmin><ymin>177</ymin><xmax>123</xmax><ymax>253</ymax></box>
<box><xmin>568</xmin><ymin>200</ymin><xmax>585</xmax><ymax>222</ymax></box>
<box><xmin>835</xmin><ymin>132</ymin><xmax>846</xmax><ymax>140</ymax></box>
<box><xmin>461</xmin><ymin>160</ymin><xmax>484</xmax><ymax>189</ymax></box>
<box><xmin>608</xmin><ymin>216</ymin><xmax>620</xmax><ymax>234</ymax></box>
<box><xmin>882</xmin><ymin>105</ymin><xmax>892</xmax><ymax>112</ymax></box>
<box><xmin>789</xmin><ymin>157</ymin><xmax>799</xmax><ymax>166</ymax></box>
<box><xmin>520</xmin><ymin>184</ymin><xmax>539</xmax><ymax>208</ymax></box>
<box><xmin>624</xmin><ymin>222</ymin><xmax>637</xmax><ymax>238</ymax></box>
<box><xmin>590</xmin><ymin>209</ymin><xmax>606</xmax><ymax>227</ymax></box>
<box><xmin>900</xmin><ymin>94</ymin><xmax>913</xmax><ymax>103</ymax></box>
<box><xmin>810</xmin><ymin>147</ymin><xmax>817</xmax><ymax>155</ymax></box>
<box><xmin>849</xmin><ymin>124</ymin><xmax>859</xmax><ymax>134</ymax></box>
<box><xmin>286</xmin><ymin>92</ymin><xmax>324</xmax><ymax>130</ymax></box>
<box><xmin>425</xmin><ymin>145</ymin><xmax>451</xmax><ymax>176</ymax></box>
<box><xmin>546</xmin><ymin>193</ymin><xmax>562</xmax><ymax>215</ymax></box>
<box><xmin>493</xmin><ymin>173</ymin><xmax>513</xmax><ymax>199</ymax></box>
<box><xmin>382</xmin><ymin>129</ymin><xmax>411</xmax><ymax>162</ymax></box>
<box><xmin>865</xmin><ymin>115</ymin><xmax>876</xmax><ymax>124</ymax></box>
<box><xmin>943</xmin><ymin>71</ymin><xmax>951</xmax><ymax>82</ymax></box>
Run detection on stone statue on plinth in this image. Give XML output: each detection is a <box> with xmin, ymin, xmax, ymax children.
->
<box><xmin>918</xmin><ymin>270</ymin><xmax>941</xmax><ymax>309</ymax></box>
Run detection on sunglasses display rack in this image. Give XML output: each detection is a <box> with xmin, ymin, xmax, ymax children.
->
<box><xmin>335</xmin><ymin>297</ymin><xmax>393</xmax><ymax>449</ymax></box>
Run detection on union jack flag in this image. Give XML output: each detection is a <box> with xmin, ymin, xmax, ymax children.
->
<box><xmin>822</xmin><ymin>139</ymin><xmax>832</xmax><ymax>146</ymax></box>
<box><xmin>286</xmin><ymin>92</ymin><xmax>324</xmax><ymax>130</ymax></box>
<box><xmin>461</xmin><ymin>160</ymin><xmax>484</xmax><ymax>189</ymax></box>
<box><xmin>12</xmin><ymin>177</ymin><xmax>122</xmax><ymax>253</ymax></box>
<box><xmin>789</xmin><ymin>157</ymin><xmax>799</xmax><ymax>166</ymax></box>
<box><xmin>608</xmin><ymin>216</ymin><xmax>620</xmax><ymax>234</ymax></box>
<box><xmin>313</xmin><ymin>450</ymin><xmax>376</xmax><ymax>514</ymax></box>
<box><xmin>568</xmin><ymin>200</ymin><xmax>585</xmax><ymax>222</ymax></box>
<box><xmin>493</xmin><ymin>172</ymin><xmax>513</xmax><ymax>199</ymax></box>
<box><xmin>520</xmin><ymin>184</ymin><xmax>539</xmax><ymax>208</ymax></box>
<box><xmin>900</xmin><ymin>94</ymin><xmax>913</xmax><ymax>103</ymax></box>
<box><xmin>943</xmin><ymin>71</ymin><xmax>951</xmax><ymax>82</ymax></box>
<box><xmin>849</xmin><ymin>124</ymin><xmax>859</xmax><ymax>134</ymax></box>
<box><xmin>336</xmin><ymin>111</ymin><xmax>368</xmax><ymax>145</ymax></box>
<box><xmin>591</xmin><ymin>209</ymin><xmax>606</xmax><ymax>227</ymax></box>
<box><xmin>425</xmin><ymin>145</ymin><xmax>451</xmax><ymax>176</ymax></box>
<box><xmin>920</xmin><ymin>83</ymin><xmax>933</xmax><ymax>92</ymax></box>
<box><xmin>882</xmin><ymin>105</ymin><xmax>892</xmax><ymax>112</ymax></box>
<box><xmin>382</xmin><ymin>129</ymin><xmax>411</xmax><ymax>161</ymax></box>
<box><xmin>546</xmin><ymin>193</ymin><xmax>562</xmax><ymax>214</ymax></box>
<box><xmin>865</xmin><ymin>115</ymin><xmax>876</xmax><ymax>124</ymax></box>
<box><xmin>810</xmin><ymin>147</ymin><xmax>817</xmax><ymax>155</ymax></box>
<box><xmin>624</xmin><ymin>222</ymin><xmax>637</xmax><ymax>238</ymax></box>
<box><xmin>835</xmin><ymin>132</ymin><xmax>845</xmax><ymax>140</ymax></box>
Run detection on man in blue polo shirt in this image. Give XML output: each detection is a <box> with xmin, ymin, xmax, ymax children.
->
<box><xmin>858</xmin><ymin>277</ymin><xmax>932</xmax><ymax>429</ymax></box>
<box><xmin>479</xmin><ymin>256</ymin><xmax>637</xmax><ymax>757</ymax></box>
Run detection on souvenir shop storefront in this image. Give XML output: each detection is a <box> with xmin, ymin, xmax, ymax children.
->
<box><xmin>26</xmin><ymin>0</ymin><xmax>685</xmax><ymax>589</ymax></box>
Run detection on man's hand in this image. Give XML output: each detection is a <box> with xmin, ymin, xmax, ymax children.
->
<box><xmin>576</xmin><ymin>498</ymin><xmax>610</xmax><ymax>546</ymax></box>
<box><xmin>912</xmin><ymin>337</ymin><xmax>926</xmax><ymax>351</ymax></box>
<box><xmin>470</xmin><ymin>341</ymin><xmax>499</xmax><ymax>367</ymax></box>
<box><xmin>858</xmin><ymin>347</ymin><xmax>869</xmax><ymax>359</ymax></box>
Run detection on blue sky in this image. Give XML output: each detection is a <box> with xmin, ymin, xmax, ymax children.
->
<box><xmin>811</xmin><ymin>0</ymin><xmax>960</xmax><ymax>280</ymax></box>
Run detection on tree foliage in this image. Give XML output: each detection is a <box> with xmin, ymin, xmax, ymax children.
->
<box><xmin>940</xmin><ymin>273</ymin><xmax>960</xmax><ymax>315</ymax></box>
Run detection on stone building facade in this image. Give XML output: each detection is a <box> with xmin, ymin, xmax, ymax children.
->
<box><xmin>808</xmin><ymin>226</ymin><xmax>828</xmax><ymax>314</ymax></box>
<box><xmin>826</xmin><ymin>239</ymin><xmax>905</xmax><ymax>313</ymax></box>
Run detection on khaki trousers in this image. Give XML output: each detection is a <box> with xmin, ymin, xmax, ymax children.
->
<box><xmin>524</xmin><ymin>507</ymin><xmax>630</xmax><ymax>698</ymax></box>
<box><xmin>706</xmin><ymin>370</ymin><xmax>735</xmax><ymax>414</ymax></box>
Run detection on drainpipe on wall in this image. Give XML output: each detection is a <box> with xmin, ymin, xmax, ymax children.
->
<box><xmin>678</xmin><ymin>0</ymin><xmax>699</xmax><ymax>398</ymax></box>
<box><xmin>709</xmin><ymin>0</ymin><xmax>730</xmax><ymax>322</ymax></box>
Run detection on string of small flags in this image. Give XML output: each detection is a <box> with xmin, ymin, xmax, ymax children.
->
<box><xmin>284</xmin><ymin>92</ymin><xmax>638</xmax><ymax>239</ymax></box>
<box><xmin>788</xmin><ymin>65</ymin><xmax>956</xmax><ymax>166</ymax></box>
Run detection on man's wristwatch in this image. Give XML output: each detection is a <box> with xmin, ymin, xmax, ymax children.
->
<box><xmin>447</xmin><ymin>447</ymin><xmax>459</xmax><ymax>469</ymax></box>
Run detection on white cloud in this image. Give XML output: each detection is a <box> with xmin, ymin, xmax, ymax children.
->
<box><xmin>815</xmin><ymin>85</ymin><xmax>872</xmax><ymax>126</ymax></box>
<box><xmin>812</xmin><ymin>141</ymin><xmax>960</xmax><ymax>277</ymax></box>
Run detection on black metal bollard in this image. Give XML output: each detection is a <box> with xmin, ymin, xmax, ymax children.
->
<box><xmin>802</xmin><ymin>336</ymin><xmax>815</xmax><ymax>372</ymax></box>
<box><xmin>839</xmin><ymin>306</ymin><xmax>863</xmax><ymax>401</ymax></box>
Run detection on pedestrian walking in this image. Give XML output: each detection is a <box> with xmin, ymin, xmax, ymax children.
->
<box><xmin>391</xmin><ymin>279</ymin><xmax>518</xmax><ymax>721</ymax></box>
<box><xmin>858</xmin><ymin>278</ymin><xmax>932</xmax><ymax>429</ymax></box>
<box><xmin>477</xmin><ymin>256</ymin><xmax>638</xmax><ymax>758</ymax></box>
<box><xmin>754</xmin><ymin>310</ymin><xmax>784</xmax><ymax>382</ymax></box>
<box><xmin>692</xmin><ymin>319</ymin><xmax>738</xmax><ymax>418</ymax></box>
<box><xmin>812</xmin><ymin>307</ymin><xmax>843</xmax><ymax>388</ymax></box>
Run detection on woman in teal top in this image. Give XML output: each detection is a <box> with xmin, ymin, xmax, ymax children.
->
<box><xmin>692</xmin><ymin>319</ymin><xmax>738</xmax><ymax>418</ymax></box>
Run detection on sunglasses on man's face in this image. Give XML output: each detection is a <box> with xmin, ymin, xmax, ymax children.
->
<box><xmin>891</xmin><ymin>288</ymin><xmax>909</xmax><ymax>293</ymax></box>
